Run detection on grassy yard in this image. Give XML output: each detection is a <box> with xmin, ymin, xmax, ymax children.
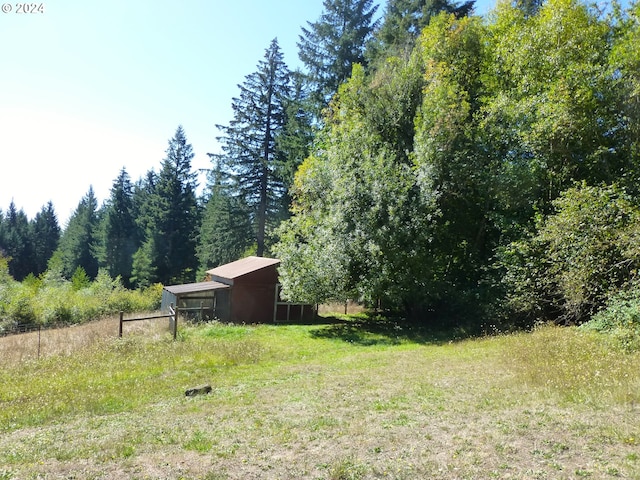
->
<box><xmin>0</xmin><ymin>316</ymin><xmax>639</xmax><ymax>479</ymax></box>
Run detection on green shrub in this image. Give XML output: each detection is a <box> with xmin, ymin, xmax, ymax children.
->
<box><xmin>6</xmin><ymin>284</ymin><xmax>37</xmax><ymax>326</ymax></box>
<box><xmin>582</xmin><ymin>285</ymin><xmax>640</xmax><ymax>350</ymax></box>
<box><xmin>501</xmin><ymin>183</ymin><xmax>640</xmax><ymax>325</ymax></box>
<box><xmin>0</xmin><ymin>270</ymin><xmax>163</xmax><ymax>329</ymax></box>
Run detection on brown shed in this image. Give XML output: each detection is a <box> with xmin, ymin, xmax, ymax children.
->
<box><xmin>162</xmin><ymin>256</ymin><xmax>315</xmax><ymax>323</ymax></box>
<box><xmin>205</xmin><ymin>256</ymin><xmax>281</xmax><ymax>324</ymax></box>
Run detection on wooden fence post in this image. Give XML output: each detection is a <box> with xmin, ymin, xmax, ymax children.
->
<box><xmin>173</xmin><ymin>305</ymin><xmax>178</xmax><ymax>341</ymax></box>
<box><xmin>119</xmin><ymin>311</ymin><xmax>123</xmax><ymax>338</ymax></box>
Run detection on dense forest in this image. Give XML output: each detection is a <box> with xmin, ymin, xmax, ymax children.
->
<box><xmin>2</xmin><ymin>0</ymin><xmax>640</xmax><ymax>333</ymax></box>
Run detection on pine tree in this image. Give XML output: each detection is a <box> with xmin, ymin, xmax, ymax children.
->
<box><xmin>0</xmin><ymin>201</ymin><xmax>35</xmax><ymax>281</ymax></box>
<box><xmin>56</xmin><ymin>187</ymin><xmax>100</xmax><ymax>280</ymax></box>
<box><xmin>297</xmin><ymin>0</ymin><xmax>379</xmax><ymax>115</ymax></box>
<box><xmin>197</xmin><ymin>162</ymin><xmax>254</xmax><ymax>275</ymax></box>
<box><xmin>30</xmin><ymin>201</ymin><xmax>60</xmax><ymax>277</ymax></box>
<box><xmin>277</xmin><ymin>70</ymin><xmax>315</xmax><ymax>194</ymax></box>
<box><xmin>139</xmin><ymin>126</ymin><xmax>200</xmax><ymax>285</ymax></box>
<box><xmin>97</xmin><ymin>168</ymin><xmax>140</xmax><ymax>287</ymax></box>
<box><xmin>371</xmin><ymin>0</ymin><xmax>475</xmax><ymax>60</ymax></box>
<box><xmin>213</xmin><ymin>39</ymin><xmax>291</xmax><ymax>257</ymax></box>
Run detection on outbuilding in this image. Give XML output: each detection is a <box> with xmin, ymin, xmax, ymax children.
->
<box><xmin>161</xmin><ymin>256</ymin><xmax>315</xmax><ymax>323</ymax></box>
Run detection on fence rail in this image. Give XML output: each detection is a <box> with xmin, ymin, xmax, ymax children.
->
<box><xmin>119</xmin><ymin>303</ymin><xmax>179</xmax><ymax>340</ymax></box>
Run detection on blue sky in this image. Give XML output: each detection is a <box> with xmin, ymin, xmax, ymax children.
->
<box><xmin>0</xmin><ymin>0</ymin><xmax>496</xmax><ymax>225</ymax></box>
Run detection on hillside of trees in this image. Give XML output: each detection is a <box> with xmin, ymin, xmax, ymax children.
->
<box><xmin>2</xmin><ymin>0</ymin><xmax>640</xmax><ymax>335</ymax></box>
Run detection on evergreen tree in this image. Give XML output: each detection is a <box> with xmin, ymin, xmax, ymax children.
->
<box><xmin>138</xmin><ymin>126</ymin><xmax>200</xmax><ymax>285</ymax></box>
<box><xmin>0</xmin><ymin>201</ymin><xmax>34</xmax><ymax>281</ymax></box>
<box><xmin>213</xmin><ymin>39</ymin><xmax>292</xmax><ymax>257</ymax></box>
<box><xmin>371</xmin><ymin>0</ymin><xmax>475</xmax><ymax>59</ymax></box>
<box><xmin>130</xmin><ymin>171</ymin><xmax>158</xmax><ymax>288</ymax></box>
<box><xmin>277</xmin><ymin>70</ymin><xmax>316</xmax><ymax>194</ymax></box>
<box><xmin>196</xmin><ymin>162</ymin><xmax>254</xmax><ymax>276</ymax></box>
<box><xmin>131</xmin><ymin>237</ymin><xmax>156</xmax><ymax>288</ymax></box>
<box><xmin>97</xmin><ymin>168</ymin><xmax>140</xmax><ymax>287</ymax></box>
<box><xmin>30</xmin><ymin>201</ymin><xmax>60</xmax><ymax>277</ymax></box>
<box><xmin>56</xmin><ymin>187</ymin><xmax>100</xmax><ymax>280</ymax></box>
<box><xmin>297</xmin><ymin>0</ymin><xmax>379</xmax><ymax>116</ymax></box>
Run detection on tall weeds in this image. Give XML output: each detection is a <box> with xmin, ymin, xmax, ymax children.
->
<box><xmin>0</xmin><ymin>271</ymin><xmax>162</xmax><ymax>333</ymax></box>
<box><xmin>503</xmin><ymin>325</ymin><xmax>640</xmax><ymax>405</ymax></box>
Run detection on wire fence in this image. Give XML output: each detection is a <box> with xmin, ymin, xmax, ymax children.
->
<box><xmin>0</xmin><ymin>314</ymin><xmax>172</xmax><ymax>364</ymax></box>
<box><xmin>0</xmin><ymin>320</ymin><xmax>73</xmax><ymax>338</ymax></box>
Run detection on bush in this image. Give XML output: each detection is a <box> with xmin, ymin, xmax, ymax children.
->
<box><xmin>582</xmin><ymin>285</ymin><xmax>640</xmax><ymax>351</ymax></box>
<box><xmin>501</xmin><ymin>183</ymin><xmax>640</xmax><ymax>325</ymax></box>
<box><xmin>0</xmin><ymin>270</ymin><xmax>163</xmax><ymax>330</ymax></box>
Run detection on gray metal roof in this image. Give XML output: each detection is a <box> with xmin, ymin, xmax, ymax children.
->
<box><xmin>163</xmin><ymin>281</ymin><xmax>229</xmax><ymax>295</ymax></box>
<box><xmin>206</xmin><ymin>256</ymin><xmax>280</xmax><ymax>280</ymax></box>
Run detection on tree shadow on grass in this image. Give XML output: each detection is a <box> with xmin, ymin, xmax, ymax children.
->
<box><xmin>307</xmin><ymin>313</ymin><xmax>476</xmax><ymax>346</ymax></box>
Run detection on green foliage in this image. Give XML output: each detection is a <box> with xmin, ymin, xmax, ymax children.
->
<box><xmin>0</xmin><ymin>254</ymin><xmax>13</xmax><ymax>285</ymax></box>
<box><xmin>610</xmin><ymin>1</ymin><xmax>640</xmax><ymax>189</ymax></box>
<box><xmin>0</xmin><ymin>202</ymin><xmax>35</xmax><ymax>281</ymax></box>
<box><xmin>124</xmin><ymin>127</ymin><xmax>200</xmax><ymax>288</ymax></box>
<box><xmin>196</xmin><ymin>172</ymin><xmax>253</xmax><ymax>276</ymax></box>
<box><xmin>96</xmin><ymin>168</ymin><xmax>140</xmax><ymax>288</ymax></box>
<box><xmin>370</xmin><ymin>0</ymin><xmax>475</xmax><ymax>61</ymax></box>
<box><xmin>582</xmin><ymin>284</ymin><xmax>640</xmax><ymax>351</ymax></box>
<box><xmin>278</xmin><ymin>14</ymin><xmax>494</xmax><ymax>319</ymax></box>
<box><xmin>279</xmin><ymin>0</ymin><xmax>640</xmax><ymax>326</ymax></box>
<box><xmin>30</xmin><ymin>202</ymin><xmax>60</xmax><ymax>277</ymax></box>
<box><xmin>130</xmin><ymin>239</ymin><xmax>156</xmax><ymax>289</ymax></box>
<box><xmin>212</xmin><ymin>39</ymin><xmax>292</xmax><ymax>257</ymax></box>
<box><xmin>71</xmin><ymin>267</ymin><xmax>91</xmax><ymax>291</ymax></box>
<box><xmin>501</xmin><ymin>183</ymin><xmax>640</xmax><ymax>324</ymax></box>
<box><xmin>55</xmin><ymin>187</ymin><xmax>100</xmax><ymax>280</ymax></box>
<box><xmin>140</xmin><ymin>126</ymin><xmax>200</xmax><ymax>285</ymax></box>
<box><xmin>297</xmin><ymin>0</ymin><xmax>379</xmax><ymax>116</ymax></box>
<box><xmin>0</xmin><ymin>270</ymin><xmax>162</xmax><ymax>332</ymax></box>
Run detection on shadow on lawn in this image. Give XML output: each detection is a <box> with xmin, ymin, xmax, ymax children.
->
<box><xmin>307</xmin><ymin>313</ymin><xmax>476</xmax><ymax>346</ymax></box>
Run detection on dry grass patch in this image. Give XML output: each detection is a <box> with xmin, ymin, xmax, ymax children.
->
<box><xmin>0</xmin><ymin>313</ymin><xmax>169</xmax><ymax>364</ymax></box>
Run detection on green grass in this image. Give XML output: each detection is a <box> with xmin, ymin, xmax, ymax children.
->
<box><xmin>0</xmin><ymin>320</ymin><xmax>639</xmax><ymax>479</ymax></box>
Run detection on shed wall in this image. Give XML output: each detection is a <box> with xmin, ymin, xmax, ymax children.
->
<box><xmin>231</xmin><ymin>284</ymin><xmax>277</xmax><ymax>324</ymax></box>
<box><xmin>233</xmin><ymin>266</ymin><xmax>279</xmax><ymax>286</ymax></box>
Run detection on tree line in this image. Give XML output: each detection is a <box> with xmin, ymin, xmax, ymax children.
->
<box><xmin>3</xmin><ymin>0</ymin><xmax>640</xmax><ymax>330</ymax></box>
<box><xmin>275</xmin><ymin>0</ymin><xmax>640</xmax><ymax>329</ymax></box>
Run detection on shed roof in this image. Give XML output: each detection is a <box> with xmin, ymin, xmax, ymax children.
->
<box><xmin>206</xmin><ymin>256</ymin><xmax>280</xmax><ymax>280</ymax></box>
<box><xmin>164</xmin><ymin>281</ymin><xmax>229</xmax><ymax>296</ymax></box>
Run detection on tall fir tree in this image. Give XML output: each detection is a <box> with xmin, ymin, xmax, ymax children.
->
<box><xmin>196</xmin><ymin>161</ymin><xmax>254</xmax><ymax>275</ymax></box>
<box><xmin>277</xmin><ymin>69</ymin><xmax>316</xmax><ymax>195</ymax></box>
<box><xmin>0</xmin><ymin>201</ymin><xmax>35</xmax><ymax>281</ymax></box>
<box><xmin>136</xmin><ymin>126</ymin><xmax>200</xmax><ymax>285</ymax></box>
<box><xmin>30</xmin><ymin>201</ymin><xmax>60</xmax><ymax>277</ymax></box>
<box><xmin>213</xmin><ymin>39</ymin><xmax>292</xmax><ymax>257</ymax></box>
<box><xmin>297</xmin><ymin>0</ymin><xmax>379</xmax><ymax>116</ymax></box>
<box><xmin>56</xmin><ymin>187</ymin><xmax>100</xmax><ymax>280</ymax></box>
<box><xmin>97</xmin><ymin>168</ymin><xmax>140</xmax><ymax>287</ymax></box>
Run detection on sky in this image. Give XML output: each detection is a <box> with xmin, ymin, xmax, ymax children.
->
<box><xmin>0</xmin><ymin>0</ymin><xmax>496</xmax><ymax>226</ymax></box>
